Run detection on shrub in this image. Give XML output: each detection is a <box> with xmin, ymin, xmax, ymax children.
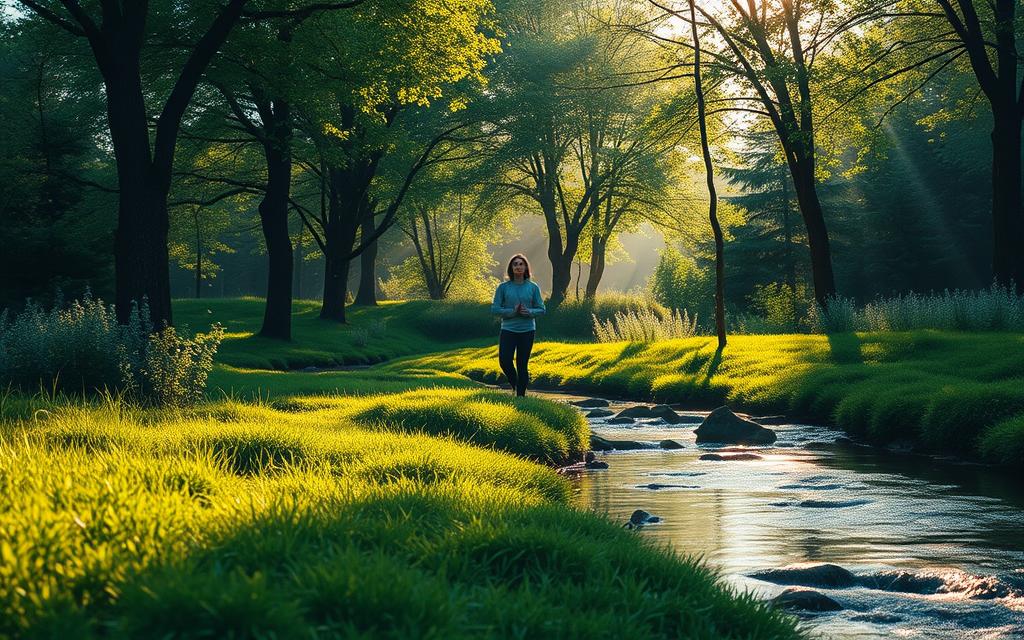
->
<box><xmin>592</xmin><ymin>308</ymin><xmax>699</xmax><ymax>343</ymax></box>
<box><xmin>646</xmin><ymin>247</ymin><xmax>712</xmax><ymax>318</ymax></box>
<box><xmin>0</xmin><ymin>293</ymin><xmax>222</xmax><ymax>406</ymax></box>
<box><xmin>807</xmin><ymin>284</ymin><xmax>1024</xmax><ymax>334</ymax></box>
<box><xmin>132</xmin><ymin>324</ymin><xmax>225</xmax><ymax>407</ymax></box>
<box><xmin>544</xmin><ymin>293</ymin><xmax>667</xmax><ymax>340</ymax></box>
<box><xmin>747</xmin><ymin>282</ymin><xmax>813</xmax><ymax>333</ymax></box>
<box><xmin>808</xmin><ymin>296</ymin><xmax>859</xmax><ymax>333</ymax></box>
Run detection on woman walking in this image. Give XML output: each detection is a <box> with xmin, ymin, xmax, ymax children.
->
<box><xmin>490</xmin><ymin>254</ymin><xmax>545</xmax><ymax>396</ymax></box>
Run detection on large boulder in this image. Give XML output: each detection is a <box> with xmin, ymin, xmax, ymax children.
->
<box><xmin>586</xmin><ymin>408</ymin><xmax>614</xmax><ymax>418</ymax></box>
<box><xmin>695</xmin><ymin>406</ymin><xmax>777</xmax><ymax>445</ymax></box>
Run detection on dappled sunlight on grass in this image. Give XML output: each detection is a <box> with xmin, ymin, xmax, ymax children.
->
<box><xmin>0</xmin><ymin>392</ymin><xmax>800</xmax><ymax>638</ymax></box>
<box><xmin>391</xmin><ymin>331</ymin><xmax>1024</xmax><ymax>467</ymax></box>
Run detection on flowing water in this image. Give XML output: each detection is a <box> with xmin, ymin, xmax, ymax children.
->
<box><xmin>554</xmin><ymin>394</ymin><xmax>1024</xmax><ymax>639</ymax></box>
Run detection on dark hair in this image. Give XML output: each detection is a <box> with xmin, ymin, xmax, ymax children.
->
<box><xmin>506</xmin><ymin>253</ymin><xmax>531</xmax><ymax>280</ymax></box>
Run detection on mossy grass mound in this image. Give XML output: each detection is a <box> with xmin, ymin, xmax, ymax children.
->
<box><xmin>0</xmin><ymin>394</ymin><xmax>801</xmax><ymax>638</ymax></box>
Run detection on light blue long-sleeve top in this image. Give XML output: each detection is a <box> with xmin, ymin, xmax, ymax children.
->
<box><xmin>490</xmin><ymin>279</ymin><xmax>546</xmax><ymax>332</ymax></box>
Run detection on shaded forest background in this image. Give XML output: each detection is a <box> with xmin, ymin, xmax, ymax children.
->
<box><xmin>0</xmin><ymin>0</ymin><xmax>1012</xmax><ymax>325</ymax></box>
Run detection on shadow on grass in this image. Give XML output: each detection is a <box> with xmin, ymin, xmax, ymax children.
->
<box><xmin>74</xmin><ymin>489</ymin><xmax>801</xmax><ymax>640</ymax></box>
<box><xmin>824</xmin><ymin>332</ymin><xmax>864</xmax><ymax>365</ymax></box>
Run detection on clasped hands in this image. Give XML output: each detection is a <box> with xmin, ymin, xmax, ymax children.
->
<box><xmin>514</xmin><ymin>302</ymin><xmax>531</xmax><ymax>317</ymax></box>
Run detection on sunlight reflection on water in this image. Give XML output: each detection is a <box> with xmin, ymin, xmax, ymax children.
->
<box><xmin>564</xmin><ymin>398</ymin><xmax>1024</xmax><ymax>639</ymax></box>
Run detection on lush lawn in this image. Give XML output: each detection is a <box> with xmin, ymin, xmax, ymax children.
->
<box><xmin>11</xmin><ymin>297</ymin><xmax>1020</xmax><ymax>636</ymax></box>
<box><xmin>174</xmin><ymin>298</ymin><xmax>498</xmax><ymax>370</ymax></box>
<box><xmin>0</xmin><ymin>392</ymin><xmax>800</xmax><ymax>638</ymax></box>
<box><xmin>388</xmin><ymin>331</ymin><xmax>1024</xmax><ymax>468</ymax></box>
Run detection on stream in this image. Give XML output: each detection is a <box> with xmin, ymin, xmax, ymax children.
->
<box><xmin>554</xmin><ymin>394</ymin><xmax>1024</xmax><ymax>639</ymax></box>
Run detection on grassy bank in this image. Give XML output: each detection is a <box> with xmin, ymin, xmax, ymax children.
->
<box><xmin>173</xmin><ymin>295</ymin><xmax>668</xmax><ymax>370</ymax></box>
<box><xmin>174</xmin><ymin>298</ymin><xmax>493</xmax><ymax>370</ymax></box>
<box><xmin>0</xmin><ymin>392</ymin><xmax>800</xmax><ymax>638</ymax></box>
<box><xmin>389</xmin><ymin>332</ymin><xmax>1024</xmax><ymax>468</ymax></box>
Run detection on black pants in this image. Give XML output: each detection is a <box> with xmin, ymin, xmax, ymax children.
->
<box><xmin>498</xmin><ymin>329</ymin><xmax>535</xmax><ymax>396</ymax></box>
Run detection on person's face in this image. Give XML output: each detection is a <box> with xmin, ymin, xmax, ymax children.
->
<box><xmin>512</xmin><ymin>258</ymin><xmax>526</xmax><ymax>276</ymax></box>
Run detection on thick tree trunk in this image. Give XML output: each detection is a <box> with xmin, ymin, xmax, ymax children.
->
<box><xmin>320</xmin><ymin>252</ymin><xmax>350</xmax><ymax>323</ymax></box>
<box><xmin>354</xmin><ymin>217</ymin><xmax>378</xmax><ymax>305</ymax></box>
<box><xmin>107</xmin><ymin>63</ymin><xmax>173</xmax><ymax>327</ymax></box>
<box><xmin>257</xmin><ymin>114</ymin><xmax>294</xmax><ymax>340</ymax></box>
<box><xmin>115</xmin><ymin>181</ymin><xmax>173</xmax><ymax>327</ymax></box>
<box><xmin>990</xmin><ymin>111</ymin><xmax>1023</xmax><ymax>290</ymax></box>
<box><xmin>548</xmin><ymin>254</ymin><xmax>573</xmax><ymax>308</ymax></box>
<box><xmin>584</xmin><ymin>235</ymin><xmax>607</xmax><ymax>299</ymax></box>
<box><xmin>542</xmin><ymin>203</ymin><xmax>580</xmax><ymax>308</ymax></box>
<box><xmin>784</xmin><ymin>153</ymin><xmax>836</xmax><ymax>309</ymax></box>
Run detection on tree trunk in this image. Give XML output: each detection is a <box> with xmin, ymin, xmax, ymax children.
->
<box><xmin>321</xmin><ymin>252</ymin><xmax>350</xmax><ymax>323</ymax></box>
<box><xmin>548</xmin><ymin>254</ymin><xmax>573</xmax><ymax>308</ymax></box>
<box><xmin>257</xmin><ymin>109</ymin><xmax>294</xmax><ymax>340</ymax></box>
<box><xmin>107</xmin><ymin>62</ymin><xmax>173</xmax><ymax>327</ymax></box>
<box><xmin>690</xmin><ymin>0</ymin><xmax>726</xmax><ymax>349</ymax></box>
<box><xmin>584</xmin><ymin>235</ymin><xmax>607</xmax><ymax>299</ymax></box>
<box><xmin>195</xmin><ymin>210</ymin><xmax>202</xmax><ymax>299</ymax></box>
<box><xmin>354</xmin><ymin>217</ymin><xmax>378</xmax><ymax>305</ymax></box>
<box><xmin>115</xmin><ymin>181</ymin><xmax>173</xmax><ymax>328</ymax></box>
<box><xmin>294</xmin><ymin>226</ymin><xmax>303</xmax><ymax>300</ymax></box>
<box><xmin>782</xmin><ymin>178</ymin><xmax>796</xmax><ymax>294</ymax></box>
<box><xmin>784</xmin><ymin>153</ymin><xmax>836</xmax><ymax>309</ymax></box>
<box><xmin>990</xmin><ymin>110</ymin><xmax>1023</xmax><ymax>290</ymax></box>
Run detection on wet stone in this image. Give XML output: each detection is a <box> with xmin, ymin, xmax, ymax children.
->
<box><xmin>572</xmin><ymin>398</ymin><xmax>610</xmax><ymax>408</ymax></box>
<box><xmin>750</xmin><ymin>563</ymin><xmax>858</xmax><ymax>589</ymax></box>
<box><xmin>585</xmin><ymin>460</ymin><xmax>609</xmax><ymax>470</ymax></box>
<box><xmin>695</xmin><ymin>406</ymin><xmax>777</xmax><ymax>445</ymax></box>
<box><xmin>626</xmin><ymin>510</ymin><xmax>661</xmax><ymax>527</ymax></box>
<box><xmin>615</xmin><ymin>405</ymin><xmax>659</xmax><ymax>419</ymax></box>
<box><xmin>607</xmin><ymin>416</ymin><xmax>636</xmax><ymax>425</ymax></box>
<box><xmin>589</xmin><ymin>435</ymin><xmax>652</xmax><ymax>451</ymax></box>
<box><xmin>771</xmin><ymin>588</ymin><xmax>843</xmax><ymax>612</ymax></box>
<box><xmin>586</xmin><ymin>408</ymin><xmax>614</xmax><ymax>418</ymax></box>
<box><xmin>659</xmin><ymin>439</ymin><xmax>685</xmax><ymax>450</ymax></box>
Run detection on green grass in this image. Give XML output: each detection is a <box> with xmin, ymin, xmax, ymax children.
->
<box><xmin>0</xmin><ymin>394</ymin><xmax>801</xmax><ymax>638</ymax></box>
<box><xmin>174</xmin><ymin>298</ymin><xmax>498</xmax><ymax>370</ymax></box>
<box><xmin>387</xmin><ymin>331</ymin><xmax>1024</xmax><ymax>467</ymax></box>
<box><xmin>172</xmin><ymin>295</ymin><xmax>671</xmax><ymax>371</ymax></box>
